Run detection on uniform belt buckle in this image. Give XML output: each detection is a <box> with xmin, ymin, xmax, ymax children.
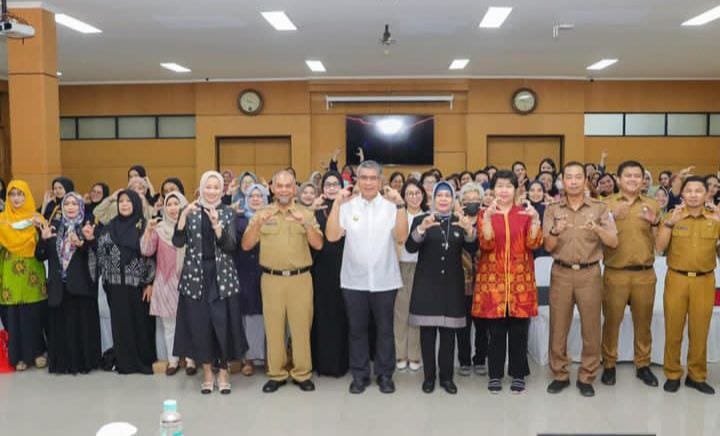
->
<box><xmin>688</xmin><ymin>272</ymin><xmax>697</xmax><ymax>277</ymax></box>
<box><xmin>571</xmin><ymin>264</ymin><xmax>581</xmax><ymax>271</ymax></box>
<box><xmin>282</xmin><ymin>270</ymin><xmax>291</xmax><ymax>277</ymax></box>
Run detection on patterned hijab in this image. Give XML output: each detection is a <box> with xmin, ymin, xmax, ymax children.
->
<box><xmin>56</xmin><ymin>192</ymin><xmax>85</xmax><ymax>277</ymax></box>
<box><xmin>198</xmin><ymin>171</ymin><xmax>224</xmax><ymax>209</ymax></box>
<box><xmin>243</xmin><ymin>184</ymin><xmax>269</xmax><ymax>218</ymax></box>
<box><xmin>0</xmin><ymin>180</ymin><xmax>40</xmax><ymax>257</ymax></box>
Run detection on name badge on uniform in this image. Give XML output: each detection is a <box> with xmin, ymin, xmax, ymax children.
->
<box><xmin>352</xmin><ymin>215</ymin><xmax>360</xmax><ymax>222</ymax></box>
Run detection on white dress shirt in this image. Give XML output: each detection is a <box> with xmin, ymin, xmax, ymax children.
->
<box><xmin>339</xmin><ymin>193</ymin><xmax>403</xmax><ymax>292</ymax></box>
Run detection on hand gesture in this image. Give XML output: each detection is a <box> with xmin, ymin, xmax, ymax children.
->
<box><xmin>553</xmin><ymin>211</ymin><xmax>568</xmax><ymax>234</ymax></box>
<box><xmin>83</xmin><ymin>193</ymin><xmax>91</xmax><ymax>204</ymax></box>
<box><xmin>180</xmin><ymin>201</ymin><xmax>200</xmax><ymax>219</ymax></box>
<box><xmin>581</xmin><ymin>213</ymin><xmax>600</xmax><ymax>232</ymax></box>
<box><xmin>519</xmin><ymin>200</ymin><xmax>540</xmax><ymax>221</ymax></box>
<box><xmin>543</xmin><ymin>193</ymin><xmax>554</xmax><ymax>205</ymax></box>
<box><xmin>453</xmin><ymin>206</ymin><xmax>474</xmax><ymax>234</ymax></box>
<box><xmin>337</xmin><ymin>186</ymin><xmax>356</xmax><ymax>205</ymax></box>
<box><xmin>600</xmin><ymin>150</ymin><xmax>609</xmax><ymax>161</ymax></box>
<box><xmin>707</xmin><ymin>203</ymin><xmax>720</xmax><ymax>222</ymax></box>
<box><xmin>667</xmin><ymin>203</ymin><xmax>689</xmax><ymax>226</ymax></box>
<box><xmin>82</xmin><ymin>222</ymin><xmax>96</xmax><ymax>241</ymax></box>
<box><xmin>228</xmin><ymin>178</ymin><xmax>239</xmax><ymax>195</ymax></box>
<box><xmin>484</xmin><ymin>199</ymin><xmax>499</xmax><ymax>222</ymax></box>
<box><xmin>356</xmin><ymin>147</ymin><xmax>365</xmax><ymax>162</ymax></box>
<box><xmin>43</xmin><ymin>190</ymin><xmax>53</xmax><ymax>206</ymax></box>
<box><xmin>311</xmin><ymin>195</ymin><xmax>328</xmax><ymax>211</ymax></box>
<box><xmin>142</xmin><ymin>285</ymin><xmax>153</xmax><ymax>303</ymax></box>
<box><xmin>418</xmin><ymin>214</ymin><xmax>440</xmax><ymax>233</ymax></box>
<box><xmin>679</xmin><ymin>166</ymin><xmax>695</xmax><ymax>178</ymax></box>
<box><xmin>146</xmin><ymin>217</ymin><xmax>161</xmax><ymax>234</ymax></box>
<box><xmin>253</xmin><ymin>208</ymin><xmax>276</xmax><ymax>227</ymax></box>
<box><xmin>612</xmin><ymin>200</ymin><xmax>631</xmax><ymax>220</ymax></box>
<box><xmin>639</xmin><ymin>204</ymin><xmax>658</xmax><ymax>224</ymax></box>
<box><xmin>204</xmin><ymin>206</ymin><xmax>220</xmax><ymax>227</ymax></box>
<box><xmin>111</xmin><ymin>189</ymin><xmax>123</xmax><ymax>201</ymax></box>
<box><xmin>383</xmin><ymin>186</ymin><xmax>403</xmax><ymax>205</ymax></box>
<box><xmin>68</xmin><ymin>229</ymin><xmax>83</xmax><ymax>247</ymax></box>
<box><xmin>40</xmin><ymin>221</ymin><xmax>56</xmax><ymax>240</ymax></box>
<box><xmin>31</xmin><ymin>213</ymin><xmax>44</xmax><ymax>229</ymax></box>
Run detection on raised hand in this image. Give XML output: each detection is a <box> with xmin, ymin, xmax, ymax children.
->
<box><xmin>484</xmin><ymin>199</ymin><xmax>499</xmax><ymax>222</ymax></box>
<box><xmin>82</xmin><ymin>222</ymin><xmax>96</xmax><ymax>241</ymax></box>
<box><xmin>666</xmin><ymin>203</ymin><xmax>689</xmax><ymax>226</ymax></box>
<box><xmin>43</xmin><ymin>190</ymin><xmax>53</xmax><ymax>206</ymax></box>
<box><xmin>519</xmin><ymin>200</ymin><xmax>540</xmax><ymax>221</ymax></box>
<box><xmin>337</xmin><ymin>185</ymin><xmax>356</xmax><ymax>205</ymax></box>
<box><xmin>146</xmin><ymin>217</ymin><xmax>161</xmax><ymax>234</ymax></box>
<box><xmin>553</xmin><ymin>211</ymin><xmax>569</xmax><ymax>234</ymax></box>
<box><xmin>311</xmin><ymin>195</ymin><xmax>328</xmax><ymax>211</ymax></box>
<box><xmin>68</xmin><ymin>229</ymin><xmax>84</xmax><ymax>247</ymax></box>
<box><xmin>612</xmin><ymin>200</ymin><xmax>631</xmax><ymax>220</ymax></box>
<box><xmin>253</xmin><ymin>208</ymin><xmax>276</xmax><ymax>227</ymax></box>
<box><xmin>40</xmin><ymin>221</ymin><xmax>57</xmax><ymax>240</ymax></box>
<box><xmin>383</xmin><ymin>186</ymin><xmax>403</xmax><ymax>205</ymax></box>
<box><xmin>639</xmin><ymin>203</ymin><xmax>658</xmax><ymax>224</ymax></box>
<box><xmin>204</xmin><ymin>206</ymin><xmax>220</xmax><ymax>227</ymax></box>
<box><xmin>580</xmin><ymin>213</ymin><xmax>600</xmax><ymax>232</ymax></box>
<box><xmin>418</xmin><ymin>214</ymin><xmax>440</xmax><ymax>233</ymax></box>
<box><xmin>453</xmin><ymin>207</ymin><xmax>474</xmax><ymax>234</ymax></box>
<box><xmin>180</xmin><ymin>201</ymin><xmax>200</xmax><ymax>219</ymax></box>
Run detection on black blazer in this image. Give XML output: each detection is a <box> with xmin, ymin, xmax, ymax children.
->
<box><xmin>35</xmin><ymin>236</ymin><xmax>96</xmax><ymax>307</ymax></box>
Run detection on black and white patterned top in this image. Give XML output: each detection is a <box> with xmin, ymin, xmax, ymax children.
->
<box><xmin>96</xmin><ymin>231</ymin><xmax>155</xmax><ymax>288</ymax></box>
<box><xmin>172</xmin><ymin>205</ymin><xmax>240</xmax><ymax>300</ymax></box>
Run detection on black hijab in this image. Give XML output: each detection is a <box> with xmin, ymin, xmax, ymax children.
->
<box><xmin>85</xmin><ymin>182</ymin><xmax>110</xmax><ymax>224</ymax></box>
<box><xmin>128</xmin><ymin>165</ymin><xmax>147</xmax><ymax>179</ymax></box>
<box><xmin>0</xmin><ymin>178</ymin><xmax>6</xmax><ymax>201</ymax></box>
<box><xmin>108</xmin><ymin>190</ymin><xmax>145</xmax><ymax>267</ymax></box>
<box><xmin>161</xmin><ymin>177</ymin><xmax>185</xmax><ymax>195</ymax></box>
<box><xmin>52</xmin><ymin>177</ymin><xmax>75</xmax><ymax>198</ymax></box>
<box><xmin>320</xmin><ymin>170</ymin><xmax>343</xmax><ymax>207</ymax></box>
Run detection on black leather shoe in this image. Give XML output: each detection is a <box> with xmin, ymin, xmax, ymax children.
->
<box><xmin>349</xmin><ymin>378</ymin><xmax>370</xmax><ymax>394</ymax></box>
<box><xmin>546</xmin><ymin>379</ymin><xmax>570</xmax><ymax>394</ymax></box>
<box><xmin>576</xmin><ymin>381</ymin><xmax>595</xmax><ymax>397</ymax></box>
<box><xmin>663</xmin><ymin>379</ymin><xmax>681</xmax><ymax>393</ymax></box>
<box><xmin>601</xmin><ymin>367</ymin><xmax>616</xmax><ymax>386</ymax></box>
<box><xmin>262</xmin><ymin>379</ymin><xmax>287</xmax><ymax>393</ymax></box>
<box><xmin>422</xmin><ymin>379</ymin><xmax>435</xmax><ymax>393</ymax></box>
<box><xmin>439</xmin><ymin>380</ymin><xmax>458</xmax><ymax>395</ymax></box>
<box><xmin>377</xmin><ymin>375</ymin><xmax>396</xmax><ymax>394</ymax></box>
<box><xmin>685</xmin><ymin>377</ymin><xmax>716</xmax><ymax>395</ymax></box>
<box><xmin>293</xmin><ymin>379</ymin><xmax>316</xmax><ymax>392</ymax></box>
<box><xmin>636</xmin><ymin>366</ymin><xmax>659</xmax><ymax>387</ymax></box>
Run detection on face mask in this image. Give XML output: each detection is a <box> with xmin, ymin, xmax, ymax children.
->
<box><xmin>10</xmin><ymin>219</ymin><xmax>33</xmax><ymax>230</ymax></box>
<box><xmin>463</xmin><ymin>202</ymin><xmax>481</xmax><ymax>217</ymax></box>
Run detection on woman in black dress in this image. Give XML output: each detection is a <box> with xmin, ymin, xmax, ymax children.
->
<box><xmin>310</xmin><ymin>170</ymin><xmax>349</xmax><ymax>377</ymax></box>
<box><xmin>90</xmin><ymin>190</ymin><xmax>156</xmax><ymax>374</ymax></box>
<box><xmin>84</xmin><ymin>182</ymin><xmax>109</xmax><ymax>225</ymax></box>
<box><xmin>40</xmin><ymin>177</ymin><xmax>75</xmax><ymax>223</ymax></box>
<box><xmin>173</xmin><ymin>171</ymin><xmax>247</xmax><ymax>395</ymax></box>
<box><xmin>406</xmin><ymin>181</ymin><xmax>476</xmax><ymax>394</ymax></box>
<box><xmin>36</xmin><ymin>192</ymin><xmax>101</xmax><ymax>374</ymax></box>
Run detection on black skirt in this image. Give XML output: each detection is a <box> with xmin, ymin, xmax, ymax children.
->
<box><xmin>0</xmin><ymin>301</ymin><xmax>47</xmax><ymax>367</ymax></box>
<box><xmin>174</xmin><ymin>259</ymin><xmax>247</xmax><ymax>366</ymax></box>
<box><xmin>105</xmin><ymin>284</ymin><xmax>156</xmax><ymax>375</ymax></box>
<box><xmin>47</xmin><ymin>289</ymin><xmax>101</xmax><ymax>375</ymax></box>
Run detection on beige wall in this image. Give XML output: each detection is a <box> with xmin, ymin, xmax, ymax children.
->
<box><xmin>56</xmin><ymin>79</ymin><xmax>720</xmax><ymax>194</ymax></box>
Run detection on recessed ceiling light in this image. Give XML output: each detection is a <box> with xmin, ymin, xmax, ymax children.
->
<box><xmin>55</xmin><ymin>14</ymin><xmax>101</xmax><ymax>34</ymax></box>
<box><xmin>261</xmin><ymin>11</ymin><xmax>297</xmax><ymax>31</ymax></box>
<box><xmin>161</xmin><ymin>63</ymin><xmax>191</xmax><ymax>73</ymax></box>
<box><xmin>305</xmin><ymin>60</ymin><xmax>326</xmax><ymax>73</ymax></box>
<box><xmin>479</xmin><ymin>7</ymin><xmax>513</xmax><ymax>28</ymax></box>
<box><xmin>449</xmin><ymin>59</ymin><xmax>470</xmax><ymax>70</ymax></box>
<box><xmin>682</xmin><ymin>5</ymin><xmax>720</xmax><ymax>26</ymax></box>
<box><xmin>587</xmin><ymin>59</ymin><xmax>618</xmax><ymax>71</ymax></box>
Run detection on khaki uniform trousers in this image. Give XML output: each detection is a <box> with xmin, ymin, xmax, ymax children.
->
<box><xmin>394</xmin><ymin>262</ymin><xmax>421</xmax><ymax>362</ymax></box>
<box><xmin>262</xmin><ymin>272</ymin><xmax>314</xmax><ymax>382</ymax></box>
<box><xmin>549</xmin><ymin>263</ymin><xmax>602</xmax><ymax>384</ymax></box>
<box><xmin>663</xmin><ymin>270</ymin><xmax>715</xmax><ymax>382</ymax></box>
<box><xmin>601</xmin><ymin>268</ymin><xmax>656</xmax><ymax>368</ymax></box>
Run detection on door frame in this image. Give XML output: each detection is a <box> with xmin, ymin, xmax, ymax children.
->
<box><xmin>486</xmin><ymin>134</ymin><xmax>565</xmax><ymax>169</ymax></box>
<box><xmin>215</xmin><ymin>135</ymin><xmax>293</xmax><ymax>173</ymax></box>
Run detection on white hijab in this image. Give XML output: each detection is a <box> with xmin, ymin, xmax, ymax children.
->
<box><xmin>198</xmin><ymin>171</ymin><xmax>224</xmax><ymax>208</ymax></box>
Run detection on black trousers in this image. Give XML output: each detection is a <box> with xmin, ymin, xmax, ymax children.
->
<box><xmin>457</xmin><ymin>295</ymin><xmax>489</xmax><ymax>366</ymax></box>
<box><xmin>342</xmin><ymin>289</ymin><xmax>397</xmax><ymax>381</ymax></box>
<box><xmin>487</xmin><ymin>317</ymin><xmax>530</xmax><ymax>379</ymax></box>
<box><xmin>420</xmin><ymin>326</ymin><xmax>456</xmax><ymax>382</ymax></box>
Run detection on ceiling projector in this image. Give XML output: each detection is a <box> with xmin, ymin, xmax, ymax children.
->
<box><xmin>0</xmin><ymin>18</ymin><xmax>35</xmax><ymax>38</ymax></box>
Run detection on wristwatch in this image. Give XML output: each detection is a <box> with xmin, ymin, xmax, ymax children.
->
<box><xmin>396</xmin><ymin>203</ymin><xmax>406</xmax><ymax>210</ymax></box>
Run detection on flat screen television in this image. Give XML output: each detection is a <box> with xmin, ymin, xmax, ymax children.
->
<box><xmin>345</xmin><ymin>114</ymin><xmax>434</xmax><ymax>165</ymax></box>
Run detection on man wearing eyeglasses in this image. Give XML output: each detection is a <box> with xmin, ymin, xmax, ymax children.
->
<box><xmin>326</xmin><ymin>160</ymin><xmax>409</xmax><ymax>394</ymax></box>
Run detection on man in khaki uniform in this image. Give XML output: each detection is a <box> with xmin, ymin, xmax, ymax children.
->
<box><xmin>543</xmin><ymin>162</ymin><xmax>618</xmax><ymax>397</ymax></box>
<box><xmin>241</xmin><ymin>170</ymin><xmax>324</xmax><ymax>393</ymax></box>
<box><xmin>601</xmin><ymin>161</ymin><xmax>661</xmax><ymax>387</ymax></box>
<box><xmin>656</xmin><ymin>175</ymin><xmax>720</xmax><ymax>395</ymax></box>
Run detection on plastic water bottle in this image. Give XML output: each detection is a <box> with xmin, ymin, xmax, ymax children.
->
<box><xmin>159</xmin><ymin>399</ymin><xmax>183</xmax><ymax>436</ymax></box>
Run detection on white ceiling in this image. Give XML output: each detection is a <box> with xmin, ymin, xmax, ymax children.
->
<box><xmin>3</xmin><ymin>0</ymin><xmax>720</xmax><ymax>82</ymax></box>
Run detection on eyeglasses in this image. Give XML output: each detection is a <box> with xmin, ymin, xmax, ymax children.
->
<box><xmin>323</xmin><ymin>181</ymin><xmax>341</xmax><ymax>188</ymax></box>
<box><xmin>405</xmin><ymin>191</ymin><xmax>423</xmax><ymax>197</ymax></box>
<box><xmin>357</xmin><ymin>175</ymin><xmax>379</xmax><ymax>181</ymax></box>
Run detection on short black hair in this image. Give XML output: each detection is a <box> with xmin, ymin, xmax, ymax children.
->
<box><xmin>401</xmin><ymin>179</ymin><xmax>429</xmax><ymax>211</ymax></box>
<box><xmin>562</xmin><ymin>161</ymin><xmax>586</xmax><ymax>178</ymax></box>
<box><xmin>388</xmin><ymin>171</ymin><xmax>405</xmax><ymax>185</ymax></box>
<box><xmin>420</xmin><ymin>170</ymin><xmax>438</xmax><ymax>187</ymax></box>
<box><xmin>459</xmin><ymin>171</ymin><xmax>473</xmax><ymax>181</ymax></box>
<box><xmin>538</xmin><ymin>158</ymin><xmax>558</xmax><ymax>176</ymax></box>
<box><xmin>474</xmin><ymin>170</ymin><xmax>489</xmax><ymax>179</ymax></box>
<box><xmin>490</xmin><ymin>169</ymin><xmax>519</xmax><ymax>190</ymax></box>
<box><xmin>681</xmin><ymin>175</ymin><xmax>707</xmax><ymax>192</ymax></box>
<box><xmin>617</xmin><ymin>160</ymin><xmax>645</xmax><ymax>178</ymax></box>
<box><xmin>484</xmin><ymin>165</ymin><xmax>498</xmax><ymax>172</ymax></box>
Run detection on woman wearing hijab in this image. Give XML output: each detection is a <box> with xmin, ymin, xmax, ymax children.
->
<box><xmin>310</xmin><ymin>170</ymin><xmax>350</xmax><ymax>377</ymax></box>
<box><xmin>173</xmin><ymin>171</ymin><xmax>247</xmax><ymax>395</ymax></box>
<box><xmin>297</xmin><ymin>182</ymin><xmax>318</xmax><ymax>208</ymax></box>
<box><xmin>0</xmin><ymin>178</ymin><xmax>6</xmax><ymax>212</ymax></box>
<box><xmin>234</xmin><ymin>183</ymin><xmax>269</xmax><ymax>376</ymax></box>
<box><xmin>473</xmin><ymin>170</ymin><xmax>543</xmax><ymax>394</ymax></box>
<box><xmin>89</xmin><ymin>190</ymin><xmax>156</xmax><ymax>374</ymax></box>
<box><xmin>93</xmin><ymin>177</ymin><xmax>154</xmax><ymax>225</ymax></box>
<box><xmin>0</xmin><ymin>180</ymin><xmax>48</xmax><ymax>371</ymax></box>
<box><xmin>36</xmin><ymin>192</ymin><xmax>100</xmax><ymax>374</ymax></box>
<box><xmin>84</xmin><ymin>183</ymin><xmax>110</xmax><ymax>225</ymax></box>
<box><xmin>231</xmin><ymin>171</ymin><xmax>258</xmax><ymax>211</ymax></box>
<box><xmin>405</xmin><ymin>181</ymin><xmax>476</xmax><ymax>394</ymax></box>
<box><xmin>140</xmin><ymin>190</ymin><xmax>195</xmax><ymax>376</ymax></box>
<box><xmin>40</xmin><ymin>176</ymin><xmax>75</xmax><ymax>223</ymax></box>
<box><xmin>128</xmin><ymin>164</ymin><xmax>156</xmax><ymax>204</ymax></box>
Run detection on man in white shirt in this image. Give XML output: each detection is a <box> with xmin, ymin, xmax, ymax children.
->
<box><xmin>326</xmin><ymin>160</ymin><xmax>409</xmax><ymax>394</ymax></box>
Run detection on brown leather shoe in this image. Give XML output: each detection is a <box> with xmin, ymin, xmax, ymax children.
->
<box><xmin>166</xmin><ymin>365</ymin><xmax>179</xmax><ymax>376</ymax></box>
<box><xmin>185</xmin><ymin>365</ymin><xmax>198</xmax><ymax>376</ymax></box>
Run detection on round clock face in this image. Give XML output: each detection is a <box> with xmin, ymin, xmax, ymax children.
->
<box><xmin>513</xmin><ymin>89</ymin><xmax>537</xmax><ymax>114</ymax></box>
<box><xmin>238</xmin><ymin>90</ymin><xmax>263</xmax><ymax>115</ymax></box>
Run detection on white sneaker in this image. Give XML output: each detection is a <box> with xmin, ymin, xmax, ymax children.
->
<box><xmin>474</xmin><ymin>364</ymin><xmax>487</xmax><ymax>375</ymax></box>
<box><xmin>408</xmin><ymin>361</ymin><xmax>422</xmax><ymax>372</ymax></box>
<box><xmin>396</xmin><ymin>360</ymin><xmax>408</xmax><ymax>371</ymax></box>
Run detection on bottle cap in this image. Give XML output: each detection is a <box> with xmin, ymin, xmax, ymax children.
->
<box><xmin>163</xmin><ymin>399</ymin><xmax>177</xmax><ymax>412</ymax></box>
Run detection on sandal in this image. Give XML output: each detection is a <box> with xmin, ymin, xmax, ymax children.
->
<box><xmin>16</xmin><ymin>361</ymin><xmax>28</xmax><ymax>371</ymax></box>
<box><xmin>35</xmin><ymin>355</ymin><xmax>47</xmax><ymax>369</ymax></box>
<box><xmin>218</xmin><ymin>370</ymin><xmax>231</xmax><ymax>394</ymax></box>
<box><xmin>240</xmin><ymin>360</ymin><xmax>254</xmax><ymax>377</ymax></box>
<box><xmin>201</xmin><ymin>380</ymin><xmax>215</xmax><ymax>395</ymax></box>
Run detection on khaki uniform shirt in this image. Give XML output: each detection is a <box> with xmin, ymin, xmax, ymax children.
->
<box><xmin>664</xmin><ymin>211</ymin><xmax>720</xmax><ymax>273</ymax></box>
<box><xmin>542</xmin><ymin>196</ymin><xmax>617</xmax><ymax>264</ymax></box>
<box><xmin>251</xmin><ymin>203</ymin><xmax>321</xmax><ymax>270</ymax></box>
<box><xmin>603</xmin><ymin>193</ymin><xmax>659</xmax><ymax>268</ymax></box>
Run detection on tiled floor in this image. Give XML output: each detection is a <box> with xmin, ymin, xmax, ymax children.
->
<box><xmin>1</xmin><ymin>362</ymin><xmax>719</xmax><ymax>436</ymax></box>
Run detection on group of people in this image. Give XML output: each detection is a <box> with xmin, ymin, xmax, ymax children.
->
<box><xmin>0</xmin><ymin>153</ymin><xmax>719</xmax><ymax>398</ymax></box>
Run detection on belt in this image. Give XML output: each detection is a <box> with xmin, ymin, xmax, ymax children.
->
<box><xmin>261</xmin><ymin>266</ymin><xmax>311</xmax><ymax>277</ymax></box>
<box><xmin>670</xmin><ymin>268</ymin><xmax>714</xmax><ymax>278</ymax></box>
<box><xmin>605</xmin><ymin>265</ymin><xmax>654</xmax><ymax>271</ymax></box>
<box><xmin>554</xmin><ymin>260</ymin><xmax>600</xmax><ymax>271</ymax></box>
